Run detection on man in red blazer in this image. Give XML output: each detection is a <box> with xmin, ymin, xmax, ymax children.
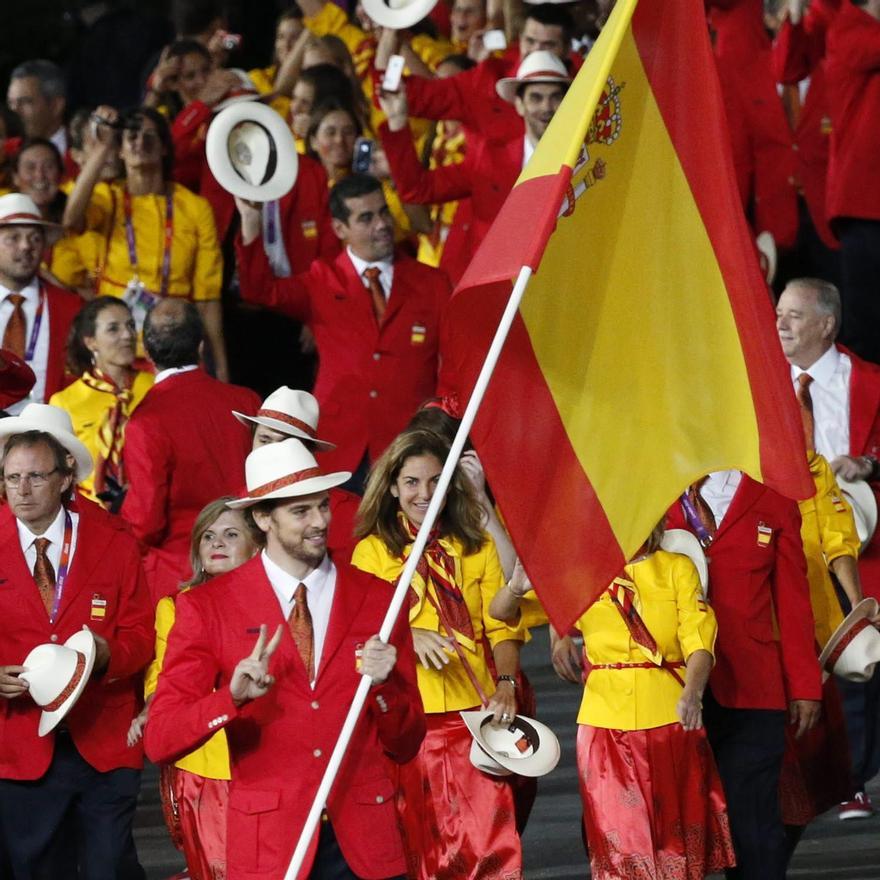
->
<box><xmin>235</xmin><ymin>174</ymin><xmax>452</xmax><ymax>484</ymax></box>
<box><xmin>0</xmin><ymin>414</ymin><xmax>153</xmax><ymax>876</ymax></box>
<box><xmin>146</xmin><ymin>438</ymin><xmax>425</xmax><ymax>880</ymax></box>
<box><xmin>377</xmin><ymin>51</ymin><xmax>570</xmax><ymax>284</ymax></box>
<box><xmin>776</xmin><ymin>275</ymin><xmax>880</xmax><ymax>817</ymax></box>
<box><xmin>825</xmin><ymin>0</ymin><xmax>880</xmax><ymax>364</ymax></box>
<box><xmin>667</xmin><ymin>471</ymin><xmax>821</xmax><ymax>879</ymax></box>
<box><xmin>121</xmin><ymin>299</ymin><xmax>260</xmax><ymax>605</ymax></box>
<box><xmin>0</xmin><ymin>193</ymin><xmax>82</xmax><ymax>413</ymax></box>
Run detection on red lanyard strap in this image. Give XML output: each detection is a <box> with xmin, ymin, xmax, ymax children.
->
<box><xmin>123</xmin><ymin>188</ymin><xmax>174</xmax><ymax>296</ymax></box>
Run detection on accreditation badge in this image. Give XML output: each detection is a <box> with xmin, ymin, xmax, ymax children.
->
<box><xmin>756</xmin><ymin>522</ymin><xmax>773</xmax><ymax>548</ymax></box>
<box><xmin>90</xmin><ymin>593</ymin><xmax>107</xmax><ymax>620</ymax></box>
<box><xmin>410</xmin><ymin>323</ymin><xmax>427</xmax><ymax>345</ymax></box>
<box><xmin>831</xmin><ymin>494</ymin><xmax>848</xmax><ymax>514</ymax></box>
<box><xmin>301</xmin><ymin>219</ymin><xmax>318</xmax><ymax>239</ymax></box>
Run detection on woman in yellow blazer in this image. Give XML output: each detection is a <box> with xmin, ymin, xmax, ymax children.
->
<box><xmin>352</xmin><ymin>428</ymin><xmax>527</xmax><ymax>880</ymax></box>
<box><xmin>574</xmin><ymin>525</ymin><xmax>734</xmax><ymax>880</ymax></box>
<box><xmin>49</xmin><ymin>297</ymin><xmax>153</xmax><ymax>510</ymax></box>
<box><xmin>129</xmin><ymin>497</ymin><xmax>261</xmax><ymax>880</ymax></box>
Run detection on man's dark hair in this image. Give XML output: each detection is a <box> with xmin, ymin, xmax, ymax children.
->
<box><xmin>437</xmin><ymin>54</ymin><xmax>477</xmax><ymax>73</ymax></box>
<box><xmin>166</xmin><ymin>39</ymin><xmax>213</xmax><ymax>65</ymax></box>
<box><xmin>173</xmin><ymin>0</ymin><xmax>226</xmax><ymax>37</ymax></box>
<box><xmin>329</xmin><ymin>173</ymin><xmax>383</xmax><ymax>223</ymax></box>
<box><xmin>9</xmin><ymin>59</ymin><xmax>67</xmax><ymax>102</ymax></box>
<box><xmin>120</xmin><ymin>106</ymin><xmax>175</xmax><ymax>181</ymax></box>
<box><xmin>1</xmin><ymin>431</ymin><xmax>77</xmax><ymax>502</ymax></box>
<box><xmin>143</xmin><ymin>300</ymin><xmax>204</xmax><ymax>369</ymax></box>
<box><xmin>14</xmin><ymin>138</ymin><xmax>64</xmax><ymax>175</ymax></box>
<box><xmin>525</xmin><ymin>4</ymin><xmax>574</xmax><ymax>45</ymax></box>
<box><xmin>515</xmin><ymin>79</ymin><xmax>569</xmax><ymax>101</ymax></box>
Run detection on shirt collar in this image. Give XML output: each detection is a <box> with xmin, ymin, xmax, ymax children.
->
<box><xmin>1</xmin><ymin>278</ymin><xmax>40</xmax><ymax>303</ymax></box>
<box><xmin>17</xmin><ymin>503</ymin><xmax>66</xmax><ymax>548</ymax></box>
<box><xmin>523</xmin><ymin>136</ymin><xmax>536</xmax><ymax>169</ymax></box>
<box><xmin>261</xmin><ymin>549</ymin><xmax>334</xmax><ymax>601</ymax></box>
<box><xmin>705</xmin><ymin>469</ymin><xmax>742</xmax><ymax>493</ymax></box>
<box><xmin>347</xmin><ymin>247</ymin><xmax>393</xmax><ymax>281</ymax></box>
<box><xmin>153</xmin><ymin>364</ymin><xmax>199</xmax><ymax>385</ymax></box>
<box><xmin>791</xmin><ymin>345</ymin><xmax>840</xmax><ymax>389</ymax></box>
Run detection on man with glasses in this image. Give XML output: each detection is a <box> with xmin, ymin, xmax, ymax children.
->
<box><xmin>0</xmin><ymin>404</ymin><xmax>153</xmax><ymax>879</ymax></box>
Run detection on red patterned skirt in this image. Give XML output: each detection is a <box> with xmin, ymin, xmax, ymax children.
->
<box><xmin>577</xmin><ymin>723</ymin><xmax>735</xmax><ymax>880</ymax></box>
<box><xmin>395</xmin><ymin>712</ymin><xmax>522</xmax><ymax>880</ymax></box>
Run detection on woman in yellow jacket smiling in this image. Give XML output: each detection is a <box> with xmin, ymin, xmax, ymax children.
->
<box><xmin>352</xmin><ymin>428</ymin><xmax>527</xmax><ymax>880</ymax></box>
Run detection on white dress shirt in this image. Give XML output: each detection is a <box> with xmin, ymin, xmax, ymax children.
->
<box><xmin>522</xmin><ymin>136</ymin><xmax>536</xmax><ymax>170</ymax></box>
<box><xmin>153</xmin><ymin>364</ymin><xmax>199</xmax><ymax>385</ymax></box>
<box><xmin>347</xmin><ymin>248</ymin><xmax>394</xmax><ymax>301</ymax></box>
<box><xmin>262</xmin><ymin>551</ymin><xmax>336</xmax><ymax>685</ymax></box>
<box><xmin>700</xmin><ymin>469</ymin><xmax>742</xmax><ymax>527</ymax></box>
<box><xmin>49</xmin><ymin>126</ymin><xmax>68</xmax><ymax>157</ymax></box>
<box><xmin>17</xmin><ymin>504</ymin><xmax>80</xmax><ymax>581</ymax></box>
<box><xmin>0</xmin><ymin>279</ymin><xmax>49</xmax><ymax>413</ymax></box>
<box><xmin>790</xmin><ymin>345</ymin><xmax>851</xmax><ymax>460</ymax></box>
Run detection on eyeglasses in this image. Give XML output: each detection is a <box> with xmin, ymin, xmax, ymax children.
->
<box><xmin>2</xmin><ymin>468</ymin><xmax>59</xmax><ymax>488</ymax></box>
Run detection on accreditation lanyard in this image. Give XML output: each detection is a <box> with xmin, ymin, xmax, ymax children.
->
<box><xmin>48</xmin><ymin>509</ymin><xmax>74</xmax><ymax>624</ymax></box>
<box><xmin>123</xmin><ymin>189</ymin><xmax>174</xmax><ymax>296</ymax></box>
<box><xmin>679</xmin><ymin>491</ymin><xmax>714</xmax><ymax>549</ymax></box>
<box><xmin>23</xmin><ymin>289</ymin><xmax>46</xmax><ymax>362</ymax></box>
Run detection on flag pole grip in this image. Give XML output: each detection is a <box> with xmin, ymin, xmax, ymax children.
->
<box><xmin>284</xmin><ymin>265</ymin><xmax>534</xmax><ymax>879</ymax></box>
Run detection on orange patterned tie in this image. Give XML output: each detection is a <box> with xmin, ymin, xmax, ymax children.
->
<box><xmin>33</xmin><ymin>538</ymin><xmax>56</xmax><ymax>617</ymax></box>
<box><xmin>289</xmin><ymin>583</ymin><xmax>315</xmax><ymax>681</ymax></box>
<box><xmin>2</xmin><ymin>294</ymin><xmax>26</xmax><ymax>359</ymax></box>
<box><xmin>362</xmin><ymin>267</ymin><xmax>387</xmax><ymax>326</ymax></box>
<box><xmin>796</xmin><ymin>373</ymin><xmax>815</xmax><ymax>451</ymax></box>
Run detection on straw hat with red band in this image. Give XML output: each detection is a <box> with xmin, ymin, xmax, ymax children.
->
<box><xmin>0</xmin><ymin>192</ymin><xmax>61</xmax><ymax>228</ymax></box>
<box><xmin>836</xmin><ymin>478</ymin><xmax>878</xmax><ymax>554</ymax></box>
<box><xmin>361</xmin><ymin>0</ymin><xmax>439</xmax><ymax>30</ymax></box>
<box><xmin>461</xmin><ymin>709</ymin><xmax>561</xmax><ymax>778</ymax></box>
<box><xmin>19</xmin><ymin>630</ymin><xmax>96</xmax><ymax>736</ymax></box>
<box><xmin>496</xmin><ymin>51</ymin><xmax>572</xmax><ymax>104</ymax></box>
<box><xmin>818</xmin><ymin>598</ymin><xmax>880</xmax><ymax>683</ymax></box>
<box><xmin>227</xmin><ymin>438</ymin><xmax>350</xmax><ymax>509</ymax></box>
<box><xmin>232</xmin><ymin>386</ymin><xmax>335</xmax><ymax>451</ymax></box>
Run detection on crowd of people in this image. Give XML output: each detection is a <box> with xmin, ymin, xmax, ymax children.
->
<box><xmin>1</xmin><ymin>0</ymin><xmax>880</xmax><ymax>878</ymax></box>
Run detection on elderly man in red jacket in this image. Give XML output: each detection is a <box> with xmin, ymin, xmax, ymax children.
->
<box><xmin>235</xmin><ymin>173</ymin><xmax>452</xmax><ymax>489</ymax></box>
<box><xmin>121</xmin><ymin>298</ymin><xmax>260</xmax><ymax>604</ymax></box>
<box><xmin>146</xmin><ymin>438</ymin><xmax>425</xmax><ymax>879</ymax></box>
<box><xmin>0</xmin><ymin>409</ymin><xmax>153</xmax><ymax>878</ymax></box>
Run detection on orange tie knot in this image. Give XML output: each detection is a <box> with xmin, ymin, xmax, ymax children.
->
<box><xmin>798</xmin><ymin>373</ymin><xmax>813</xmax><ymax>390</ymax></box>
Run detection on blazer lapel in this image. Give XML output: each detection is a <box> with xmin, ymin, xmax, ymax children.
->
<box><xmin>0</xmin><ymin>511</ymin><xmax>47</xmax><ymax>620</ymax></box>
<box><xmin>316</xmin><ymin>565</ymin><xmax>368</xmax><ymax>681</ymax></box>
<box><xmin>53</xmin><ymin>514</ymin><xmax>106</xmax><ymax>626</ymax></box>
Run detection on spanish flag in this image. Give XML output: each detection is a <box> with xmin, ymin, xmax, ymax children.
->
<box><xmin>444</xmin><ymin>0</ymin><xmax>813</xmax><ymax>631</ymax></box>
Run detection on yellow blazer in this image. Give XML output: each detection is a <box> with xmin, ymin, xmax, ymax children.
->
<box><xmin>144</xmin><ymin>594</ymin><xmax>230</xmax><ymax>779</ymax></box>
<box><xmin>49</xmin><ymin>371</ymin><xmax>154</xmax><ymax>502</ymax></box>
<box><xmin>577</xmin><ymin>550</ymin><xmax>717</xmax><ymax>731</ymax></box>
<box><xmin>352</xmin><ymin>533</ymin><xmax>527</xmax><ymax>714</ymax></box>
<box><xmin>799</xmin><ymin>452</ymin><xmax>860</xmax><ymax>647</ymax></box>
<box><xmin>247</xmin><ymin>65</ymin><xmax>292</xmax><ymax>120</ymax></box>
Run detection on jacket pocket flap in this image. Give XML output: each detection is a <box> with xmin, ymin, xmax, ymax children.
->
<box><xmin>351</xmin><ymin>777</ymin><xmax>396</xmax><ymax>805</ymax></box>
<box><xmin>229</xmin><ymin>788</ymin><xmax>281</xmax><ymax>815</ymax></box>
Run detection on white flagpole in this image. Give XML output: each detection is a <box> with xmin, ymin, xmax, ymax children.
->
<box><xmin>283</xmin><ymin>264</ymin><xmax>534</xmax><ymax>879</ymax></box>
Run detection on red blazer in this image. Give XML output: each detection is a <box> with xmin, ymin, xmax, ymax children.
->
<box><xmin>145</xmin><ymin>555</ymin><xmax>425</xmax><ymax>880</ymax></box>
<box><xmin>121</xmin><ymin>369</ymin><xmax>260</xmax><ymax>605</ymax></box>
<box><xmin>0</xmin><ymin>502</ymin><xmax>153</xmax><ymax>780</ymax></box>
<box><xmin>825</xmin><ymin>1</ymin><xmax>880</xmax><ymax>223</ymax></box>
<box><xmin>236</xmin><ymin>240</ymin><xmax>452</xmax><ymax>472</ymax></box>
<box><xmin>666</xmin><ymin>475</ymin><xmax>821</xmax><ymax>709</ymax></box>
<box><xmin>846</xmin><ymin>347</ymin><xmax>880</xmax><ymax>599</ymax></box>
<box><xmin>381</xmin><ymin>124</ymin><xmax>522</xmax><ymax>284</ymax></box>
<box><xmin>44</xmin><ymin>283</ymin><xmax>83</xmax><ymax>400</ymax></box>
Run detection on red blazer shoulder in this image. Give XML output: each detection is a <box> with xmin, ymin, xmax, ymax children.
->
<box><xmin>44</xmin><ymin>283</ymin><xmax>83</xmax><ymax>400</ymax></box>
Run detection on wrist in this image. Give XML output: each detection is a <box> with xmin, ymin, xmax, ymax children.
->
<box><xmin>860</xmin><ymin>455</ymin><xmax>878</xmax><ymax>480</ymax></box>
<box><xmin>506</xmin><ymin>580</ymin><xmax>528</xmax><ymax>599</ymax></box>
<box><xmin>496</xmin><ymin>674</ymin><xmax>517</xmax><ymax>690</ymax></box>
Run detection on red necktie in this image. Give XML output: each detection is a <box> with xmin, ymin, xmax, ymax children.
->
<box><xmin>362</xmin><ymin>267</ymin><xmax>386</xmax><ymax>326</ymax></box>
<box><xmin>687</xmin><ymin>478</ymin><xmax>717</xmax><ymax>541</ymax></box>
<box><xmin>288</xmin><ymin>583</ymin><xmax>314</xmax><ymax>681</ymax></box>
<box><xmin>33</xmin><ymin>538</ymin><xmax>56</xmax><ymax>617</ymax></box>
<box><xmin>3</xmin><ymin>294</ymin><xmax>26</xmax><ymax>359</ymax></box>
<box><xmin>796</xmin><ymin>373</ymin><xmax>815</xmax><ymax>451</ymax></box>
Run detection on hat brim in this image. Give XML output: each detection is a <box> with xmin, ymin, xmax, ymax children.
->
<box><xmin>227</xmin><ymin>471</ymin><xmax>351</xmax><ymax>509</ymax></box>
<box><xmin>496</xmin><ymin>75</ymin><xmax>571</xmax><ymax>104</ymax></box>
<box><xmin>818</xmin><ymin>598</ymin><xmax>880</xmax><ymax>682</ymax></box>
<box><xmin>0</xmin><ymin>417</ymin><xmax>94</xmax><ymax>482</ymax></box>
<box><xmin>37</xmin><ymin>630</ymin><xmax>97</xmax><ymax>737</ymax></box>
<box><xmin>361</xmin><ymin>0</ymin><xmax>439</xmax><ymax>30</ymax></box>
<box><xmin>214</xmin><ymin>92</ymin><xmax>262</xmax><ymax>112</ymax></box>
<box><xmin>660</xmin><ymin>529</ymin><xmax>708</xmax><ymax>596</ymax></box>
<box><xmin>232</xmin><ymin>410</ymin><xmax>336</xmax><ymax>452</ymax></box>
<box><xmin>460</xmin><ymin>710</ymin><xmax>561</xmax><ymax>778</ymax></box>
<box><xmin>0</xmin><ymin>216</ymin><xmax>61</xmax><ymax>229</ymax></box>
<box><xmin>206</xmin><ymin>101</ymin><xmax>298</xmax><ymax>202</ymax></box>
<box><xmin>837</xmin><ymin>478</ymin><xmax>878</xmax><ymax>552</ymax></box>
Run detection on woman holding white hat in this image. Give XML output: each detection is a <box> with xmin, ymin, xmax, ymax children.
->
<box><xmin>353</xmin><ymin>428</ymin><xmax>527</xmax><ymax>880</ymax></box>
<box><xmin>565</xmin><ymin>521</ymin><xmax>735</xmax><ymax>880</ymax></box>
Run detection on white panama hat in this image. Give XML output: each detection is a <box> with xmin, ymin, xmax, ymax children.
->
<box><xmin>227</xmin><ymin>438</ymin><xmax>350</xmax><ymax>509</ymax></box>
<box><xmin>206</xmin><ymin>100</ymin><xmax>298</xmax><ymax>202</ymax></box>
<box><xmin>0</xmin><ymin>192</ymin><xmax>60</xmax><ymax>229</ymax></box>
<box><xmin>361</xmin><ymin>0</ymin><xmax>439</xmax><ymax>30</ymax></box>
<box><xmin>20</xmin><ymin>630</ymin><xmax>96</xmax><ymax>736</ymax></box>
<box><xmin>495</xmin><ymin>50</ymin><xmax>571</xmax><ymax>104</ymax></box>
<box><xmin>461</xmin><ymin>710</ymin><xmax>561</xmax><ymax>778</ymax></box>
<box><xmin>0</xmin><ymin>403</ymin><xmax>94</xmax><ymax>482</ymax></box>
<box><xmin>232</xmin><ymin>387</ymin><xmax>335</xmax><ymax>451</ymax></box>
<box><xmin>818</xmin><ymin>598</ymin><xmax>880</xmax><ymax>683</ymax></box>
<box><xmin>213</xmin><ymin>68</ymin><xmax>261</xmax><ymax>112</ymax></box>
<box><xmin>837</xmin><ymin>478</ymin><xmax>878</xmax><ymax>553</ymax></box>
<box><xmin>660</xmin><ymin>528</ymin><xmax>709</xmax><ymax>596</ymax></box>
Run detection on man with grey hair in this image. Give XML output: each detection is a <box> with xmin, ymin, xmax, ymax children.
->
<box><xmin>6</xmin><ymin>60</ymin><xmax>68</xmax><ymax>156</ymax></box>
<box><xmin>776</xmin><ymin>276</ymin><xmax>880</xmax><ymax>819</ymax></box>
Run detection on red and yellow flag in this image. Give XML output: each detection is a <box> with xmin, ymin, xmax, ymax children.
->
<box><xmin>444</xmin><ymin>0</ymin><xmax>813</xmax><ymax>631</ymax></box>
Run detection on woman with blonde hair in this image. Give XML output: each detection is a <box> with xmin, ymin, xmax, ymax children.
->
<box><xmin>352</xmin><ymin>428</ymin><xmax>526</xmax><ymax>880</ymax></box>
